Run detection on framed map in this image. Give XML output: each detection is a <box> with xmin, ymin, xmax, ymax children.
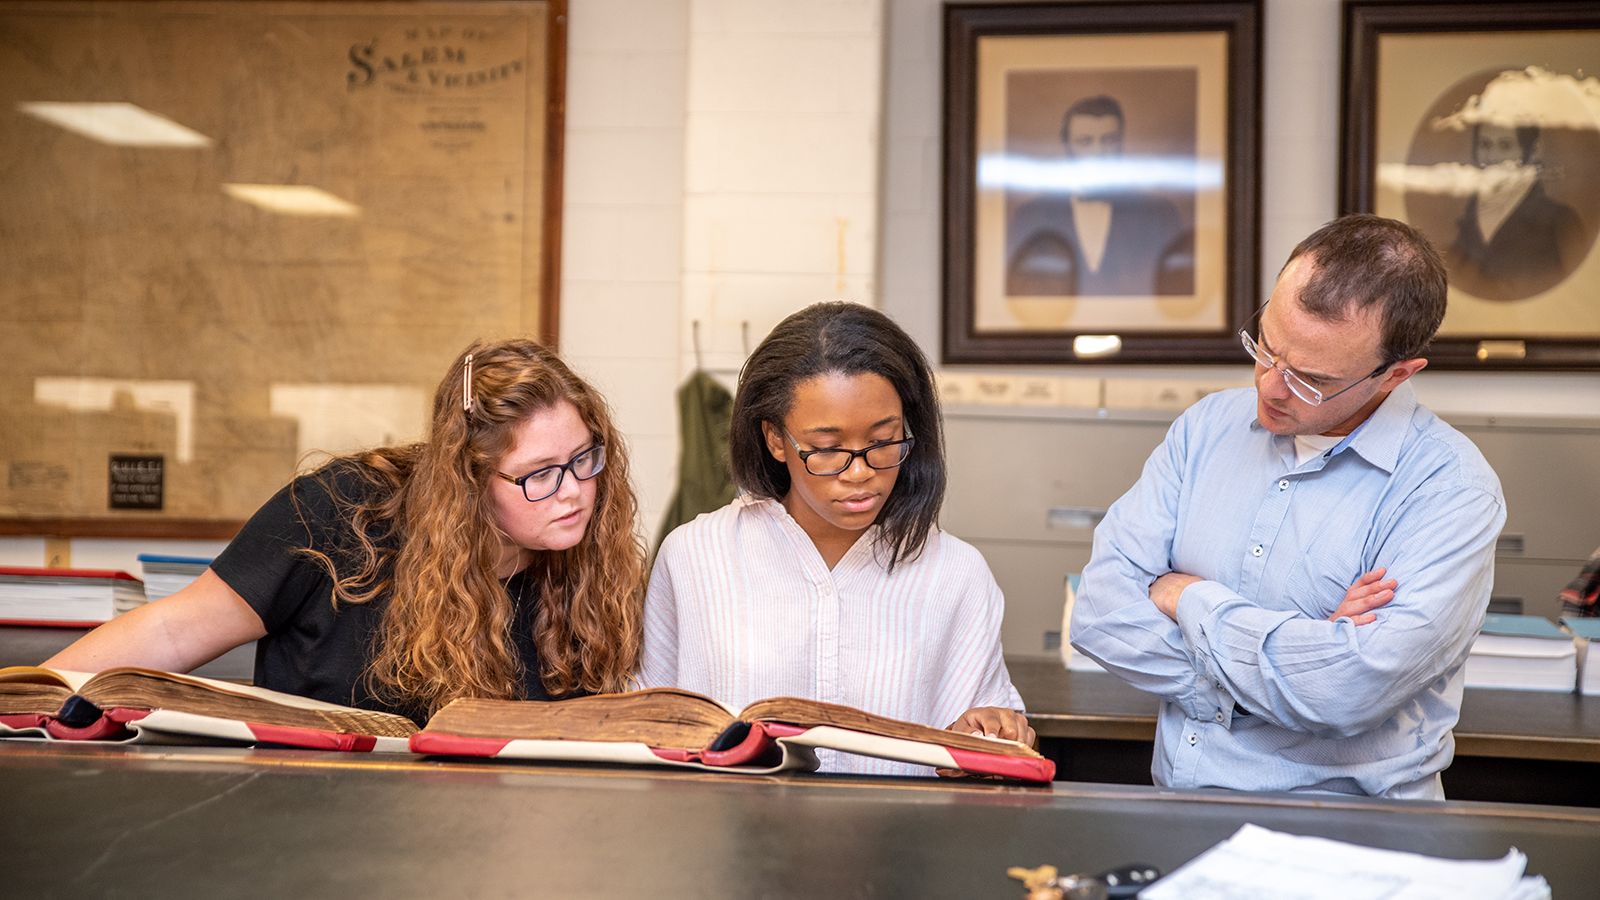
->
<box><xmin>0</xmin><ymin>0</ymin><xmax>566</xmax><ymax>536</ymax></box>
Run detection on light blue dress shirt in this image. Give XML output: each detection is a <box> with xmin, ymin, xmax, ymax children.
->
<box><xmin>1070</xmin><ymin>383</ymin><xmax>1504</xmax><ymax>800</ymax></box>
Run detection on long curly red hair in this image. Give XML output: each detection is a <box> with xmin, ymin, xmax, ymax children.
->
<box><xmin>299</xmin><ymin>338</ymin><xmax>645</xmax><ymax>715</ymax></box>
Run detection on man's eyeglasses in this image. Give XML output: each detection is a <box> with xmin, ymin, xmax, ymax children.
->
<box><xmin>496</xmin><ymin>444</ymin><xmax>605</xmax><ymax>502</ymax></box>
<box><xmin>1240</xmin><ymin>307</ymin><xmax>1389</xmax><ymax>407</ymax></box>
<box><xmin>784</xmin><ymin>430</ymin><xmax>914</xmax><ymax>477</ymax></box>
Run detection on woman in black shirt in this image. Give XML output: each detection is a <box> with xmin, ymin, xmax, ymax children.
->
<box><xmin>46</xmin><ymin>338</ymin><xmax>646</xmax><ymax>723</ymax></box>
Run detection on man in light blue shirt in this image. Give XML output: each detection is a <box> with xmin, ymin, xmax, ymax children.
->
<box><xmin>1071</xmin><ymin>215</ymin><xmax>1505</xmax><ymax>800</ymax></box>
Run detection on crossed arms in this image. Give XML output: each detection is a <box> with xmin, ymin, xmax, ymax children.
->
<box><xmin>1070</xmin><ymin>415</ymin><xmax>1503</xmax><ymax>741</ymax></box>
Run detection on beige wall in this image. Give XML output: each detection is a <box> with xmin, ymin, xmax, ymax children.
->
<box><xmin>5</xmin><ymin>0</ymin><xmax>1597</xmax><ymax>574</ymax></box>
<box><xmin>559</xmin><ymin>0</ymin><xmax>1600</xmax><ymax>549</ymax></box>
<box><xmin>561</xmin><ymin>0</ymin><xmax>884</xmax><ymax>540</ymax></box>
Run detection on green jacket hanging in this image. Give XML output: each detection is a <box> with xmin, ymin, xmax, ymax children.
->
<box><xmin>654</xmin><ymin>370</ymin><xmax>737</xmax><ymax>553</ymax></box>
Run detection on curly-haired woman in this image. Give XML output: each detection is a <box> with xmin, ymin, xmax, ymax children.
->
<box><xmin>46</xmin><ymin>338</ymin><xmax>646</xmax><ymax>723</ymax></box>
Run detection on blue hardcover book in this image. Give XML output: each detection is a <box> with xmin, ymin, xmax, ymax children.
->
<box><xmin>135</xmin><ymin>555</ymin><xmax>213</xmax><ymax>603</ymax></box>
<box><xmin>1560</xmin><ymin>617</ymin><xmax>1600</xmax><ymax>641</ymax></box>
<box><xmin>135</xmin><ymin>554</ymin><xmax>214</xmax><ymax>566</ymax></box>
<box><xmin>1467</xmin><ymin>614</ymin><xmax>1576</xmax><ymax>692</ymax></box>
<box><xmin>1479</xmin><ymin>614</ymin><xmax>1568</xmax><ymax>639</ymax></box>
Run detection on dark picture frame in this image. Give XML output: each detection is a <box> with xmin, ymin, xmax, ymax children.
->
<box><xmin>942</xmin><ymin>1</ymin><xmax>1262</xmax><ymax>365</ymax></box>
<box><xmin>1341</xmin><ymin>1</ymin><xmax>1600</xmax><ymax>370</ymax></box>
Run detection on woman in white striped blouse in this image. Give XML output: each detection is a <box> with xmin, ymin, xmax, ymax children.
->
<box><xmin>641</xmin><ymin>302</ymin><xmax>1031</xmax><ymax>776</ymax></box>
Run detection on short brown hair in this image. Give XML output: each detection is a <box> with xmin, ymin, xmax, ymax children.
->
<box><xmin>1059</xmin><ymin>95</ymin><xmax>1124</xmax><ymax>143</ymax></box>
<box><xmin>1283</xmin><ymin>214</ymin><xmax>1447</xmax><ymax>365</ymax></box>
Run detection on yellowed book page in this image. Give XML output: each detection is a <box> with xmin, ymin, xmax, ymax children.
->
<box><xmin>739</xmin><ymin>696</ymin><xmax>1041</xmax><ymax>758</ymax></box>
<box><xmin>424</xmin><ymin>689</ymin><xmax>738</xmax><ymax>749</ymax></box>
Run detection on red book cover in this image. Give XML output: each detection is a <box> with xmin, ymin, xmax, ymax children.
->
<box><xmin>0</xmin><ymin>568</ymin><xmax>147</xmax><ymax>627</ymax></box>
<box><xmin>0</xmin><ymin>666</ymin><xmax>416</xmax><ymax>751</ymax></box>
<box><xmin>0</xmin><ymin>567</ymin><xmax>143</xmax><ymax>582</ymax></box>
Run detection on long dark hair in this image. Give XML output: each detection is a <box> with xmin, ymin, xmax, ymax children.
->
<box><xmin>729</xmin><ymin>302</ymin><xmax>945</xmax><ymax>571</ymax></box>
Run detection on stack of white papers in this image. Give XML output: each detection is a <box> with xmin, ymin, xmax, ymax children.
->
<box><xmin>1464</xmin><ymin>614</ymin><xmax>1576</xmax><ymax>692</ymax></box>
<box><xmin>1141</xmin><ymin>823</ymin><xmax>1550</xmax><ymax>900</ymax></box>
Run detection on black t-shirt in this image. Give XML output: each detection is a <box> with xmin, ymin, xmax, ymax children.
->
<box><xmin>211</xmin><ymin>462</ymin><xmax>556</xmax><ymax>725</ymax></box>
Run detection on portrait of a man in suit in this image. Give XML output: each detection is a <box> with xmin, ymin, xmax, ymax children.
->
<box><xmin>1445</xmin><ymin>119</ymin><xmax>1590</xmax><ymax>302</ymax></box>
<box><xmin>1005</xmin><ymin>95</ymin><xmax>1194</xmax><ymax>298</ymax></box>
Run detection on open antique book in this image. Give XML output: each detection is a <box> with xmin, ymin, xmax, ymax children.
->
<box><xmin>411</xmin><ymin>688</ymin><xmax>1056</xmax><ymax>782</ymax></box>
<box><xmin>1</xmin><ymin>670</ymin><xmax>1053</xmax><ymax>781</ymax></box>
<box><xmin>0</xmin><ymin>666</ymin><xmax>417</xmax><ymax>751</ymax></box>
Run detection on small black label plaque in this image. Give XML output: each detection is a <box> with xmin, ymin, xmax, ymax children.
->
<box><xmin>109</xmin><ymin>454</ymin><xmax>164</xmax><ymax>510</ymax></box>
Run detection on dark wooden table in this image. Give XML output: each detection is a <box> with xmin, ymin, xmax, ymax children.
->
<box><xmin>1008</xmin><ymin>657</ymin><xmax>1600</xmax><ymax>761</ymax></box>
<box><xmin>1008</xmin><ymin>657</ymin><xmax>1600</xmax><ymax>805</ymax></box>
<box><xmin>3</xmin><ymin>741</ymin><xmax>1597</xmax><ymax>900</ymax></box>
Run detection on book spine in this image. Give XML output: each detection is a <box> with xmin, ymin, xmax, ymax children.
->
<box><xmin>43</xmin><ymin>713</ymin><xmax>132</xmax><ymax>741</ymax></box>
<box><xmin>698</xmin><ymin>721</ymin><xmax>781</xmax><ymax>767</ymax></box>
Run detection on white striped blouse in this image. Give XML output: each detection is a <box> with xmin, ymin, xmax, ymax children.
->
<box><xmin>641</xmin><ymin>494</ymin><xmax>1024</xmax><ymax>776</ymax></box>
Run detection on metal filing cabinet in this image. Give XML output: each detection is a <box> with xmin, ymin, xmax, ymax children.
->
<box><xmin>941</xmin><ymin>405</ymin><xmax>1600</xmax><ymax>661</ymax></box>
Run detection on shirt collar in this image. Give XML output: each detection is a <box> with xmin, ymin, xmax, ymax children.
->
<box><xmin>1247</xmin><ymin>381</ymin><xmax>1415</xmax><ymax>475</ymax></box>
<box><xmin>1337</xmin><ymin>380</ymin><xmax>1414</xmax><ymax>474</ymax></box>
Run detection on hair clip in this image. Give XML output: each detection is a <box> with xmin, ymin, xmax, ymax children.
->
<box><xmin>462</xmin><ymin>353</ymin><xmax>474</xmax><ymax>412</ymax></box>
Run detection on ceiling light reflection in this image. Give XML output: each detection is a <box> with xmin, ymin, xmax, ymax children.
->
<box><xmin>223</xmin><ymin>184</ymin><xmax>361</xmax><ymax>217</ymax></box>
<box><xmin>18</xmin><ymin>101</ymin><xmax>212</xmax><ymax>147</ymax></box>
<box><xmin>978</xmin><ymin>155</ymin><xmax>1224</xmax><ymax>193</ymax></box>
<box><xmin>1073</xmin><ymin>335</ymin><xmax>1122</xmax><ymax>358</ymax></box>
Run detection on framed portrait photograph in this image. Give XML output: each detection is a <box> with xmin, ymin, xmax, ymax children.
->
<box><xmin>1342</xmin><ymin>1</ymin><xmax>1600</xmax><ymax>369</ymax></box>
<box><xmin>942</xmin><ymin>1</ymin><xmax>1262</xmax><ymax>365</ymax></box>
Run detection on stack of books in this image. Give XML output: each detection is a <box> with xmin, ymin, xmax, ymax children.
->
<box><xmin>1463</xmin><ymin>613</ymin><xmax>1577</xmax><ymax>692</ymax></box>
<box><xmin>136</xmin><ymin>554</ymin><xmax>213</xmax><ymax>602</ymax></box>
<box><xmin>1560</xmin><ymin>617</ymin><xmax>1600</xmax><ymax>696</ymax></box>
<box><xmin>0</xmin><ymin>567</ymin><xmax>147</xmax><ymax>627</ymax></box>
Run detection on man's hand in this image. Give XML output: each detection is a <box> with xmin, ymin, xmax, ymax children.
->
<box><xmin>1328</xmin><ymin>567</ymin><xmax>1397</xmax><ymax>626</ymax></box>
<box><xmin>935</xmin><ymin>707</ymin><xmax>1036</xmax><ymax>778</ymax></box>
<box><xmin>1150</xmin><ymin>572</ymin><xmax>1203</xmax><ymax>621</ymax></box>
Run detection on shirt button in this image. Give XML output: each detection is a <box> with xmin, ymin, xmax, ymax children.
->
<box><xmin>1251</xmin><ymin>545</ymin><xmax>1264</xmax><ymax>557</ymax></box>
<box><xmin>1214</xmin><ymin>711</ymin><xmax>1225</xmax><ymax>723</ymax></box>
<box><xmin>1278</xmin><ymin>479</ymin><xmax>1289</xmax><ymax>490</ymax></box>
<box><xmin>1187</xmin><ymin>733</ymin><xmax>1198</xmax><ymax>746</ymax></box>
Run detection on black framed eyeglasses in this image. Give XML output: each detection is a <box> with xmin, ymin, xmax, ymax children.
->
<box><xmin>783</xmin><ymin>430</ymin><xmax>914</xmax><ymax>477</ymax></box>
<box><xmin>1240</xmin><ymin>305</ymin><xmax>1389</xmax><ymax>406</ymax></box>
<box><xmin>496</xmin><ymin>444</ymin><xmax>605</xmax><ymax>502</ymax></box>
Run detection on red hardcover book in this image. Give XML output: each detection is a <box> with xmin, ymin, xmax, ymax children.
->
<box><xmin>0</xmin><ymin>666</ymin><xmax>416</xmax><ymax>751</ymax></box>
<box><xmin>411</xmin><ymin>688</ymin><xmax>1056</xmax><ymax>782</ymax></box>
<box><xmin>0</xmin><ymin>567</ymin><xmax>147</xmax><ymax>627</ymax></box>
